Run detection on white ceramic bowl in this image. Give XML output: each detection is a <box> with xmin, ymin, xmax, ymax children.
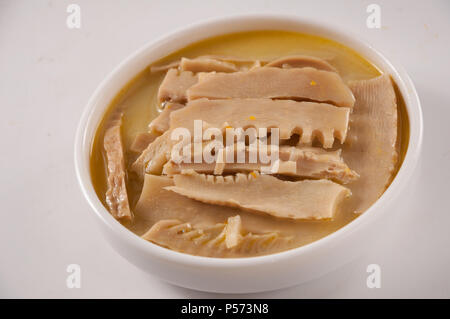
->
<box><xmin>75</xmin><ymin>14</ymin><xmax>423</xmax><ymax>293</ymax></box>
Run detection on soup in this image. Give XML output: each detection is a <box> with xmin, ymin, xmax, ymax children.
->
<box><xmin>90</xmin><ymin>31</ymin><xmax>408</xmax><ymax>258</ymax></box>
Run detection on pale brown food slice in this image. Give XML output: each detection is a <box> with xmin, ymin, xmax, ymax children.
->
<box><xmin>342</xmin><ymin>74</ymin><xmax>398</xmax><ymax>214</ymax></box>
<box><xmin>166</xmin><ymin>171</ymin><xmax>351</xmax><ymax>220</ymax></box>
<box><xmin>145</xmin><ymin>215</ymin><xmax>246</xmax><ymax>249</ymax></box>
<box><xmin>150</xmin><ymin>56</ymin><xmax>261</xmax><ymax>73</ymax></box>
<box><xmin>131</xmin><ymin>133</ymin><xmax>224</xmax><ymax>179</ymax></box>
<box><xmin>157</xmin><ymin>69</ymin><xmax>198</xmax><ymax>103</ymax></box>
<box><xmin>148</xmin><ymin>102</ymin><xmax>184</xmax><ymax>134</ymax></box>
<box><xmin>265</xmin><ymin>55</ymin><xmax>337</xmax><ymax>72</ymax></box>
<box><xmin>198</xmin><ymin>55</ymin><xmax>266</xmax><ymax>71</ymax></box>
<box><xmin>131</xmin><ymin>130</ymin><xmax>174</xmax><ymax>178</ymax></box>
<box><xmin>150</xmin><ymin>61</ymin><xmax>180</xmax><ymax>73</ymax></box>
<box><xmin>180</xmin><ymin>57</ymin><xmax>238</xmax><ymax>73</ymax></box>
<box><xmin>199</xmin><ymin>55</ymin><xmax>267</xmax><ymax>63</ymax></box>
<box><xmin>163</xmin><ymin>145</ymin><xmax>358</xmax><ymax>184</ymax></box>
<box><xmin>129</xmin><ymin>132</ymin><xmax>160</xmax><ymax>154</ymax></box>
<box><xmin>170</xmin><ymin>98</ymin><xmax>350</xmax><ymax>148</ymax></box>
<box><xmin>224</xmin><ymin>215</ymin><xmax>244</xmax><ymax>248</ymax></box>
<box><xmin>187</xmin><ymin>67</ymin><xmax>355</xmax><ymax>107</ymax></box>
<box><xmin>103</xmin><ymin>114</ymin><xmax>132</xmax><ymax>222</ymax></box>
<box><xmin>141</xmin><ymin>218</ymin><xmax>293</xmax><ymax>257</ymax></box>
<box><xmin>131</xmin><ymin>133</ymin><xmax>216</xmax><ymax>179</ymax></box>
<box><xmin>132</xmin><ymin>175</ymin><xmax>241</xmax><ymax>234</ymax></box>
<box><xmin>132</xmin><ymin>174</ymin><xmax>341</xmax><ymax>256</ymax></box>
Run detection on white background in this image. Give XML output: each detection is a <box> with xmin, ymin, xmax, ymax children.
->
<box><xmin>1</xmin><ymin>0</ymin><xmax>449</xmax><ymax>298</ymax></box>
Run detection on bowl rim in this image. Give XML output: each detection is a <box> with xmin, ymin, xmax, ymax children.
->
<box><xmin>74</xmin><ymin>13</ymin><xmax>423</xmax><ymax>268</ymax></box>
